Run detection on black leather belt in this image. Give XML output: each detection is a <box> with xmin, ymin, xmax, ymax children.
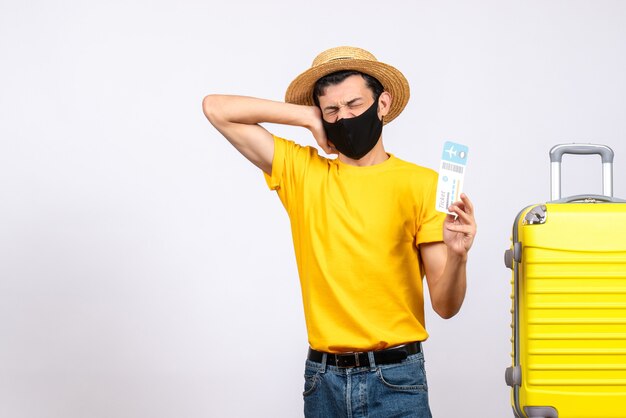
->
<box><xmin>307</xmin><ymin>342</ymin><xmax>421</xmax><ymax>368</ymax></box>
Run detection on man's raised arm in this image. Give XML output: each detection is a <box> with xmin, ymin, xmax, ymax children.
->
<box><xmin>202</xmin><ymin>95</ymin><xmax>331</xmax><ymax>175</ymax></box>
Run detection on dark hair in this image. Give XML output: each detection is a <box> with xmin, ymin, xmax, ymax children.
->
<box><xmin>312</xmin><ymin>70</ymin><xmax>384</xmax><ymax>106</ymax></box>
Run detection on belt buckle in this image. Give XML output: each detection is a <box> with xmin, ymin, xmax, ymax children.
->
<box><xmin>335</xmin><ymin>352</ymin><xmax>360</xmax><ymax>368</ymax></box>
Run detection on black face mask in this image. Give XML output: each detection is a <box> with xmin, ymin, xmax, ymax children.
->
<box><xmin>322</xmin><ymin>99</ymin><xmax>383</xmax><ymax>160</ymax></box>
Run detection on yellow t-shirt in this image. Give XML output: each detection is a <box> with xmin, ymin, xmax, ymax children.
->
<box><xmin>265</xmin><ymin>136</ymin><xmax>445</xmax><ymax>353</ymax></box>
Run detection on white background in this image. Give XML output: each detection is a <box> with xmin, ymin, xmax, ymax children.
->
<box><xmin>2</xmin><ymin>1</ymin><xmax>626</xmax><ymax>417</ymax></box>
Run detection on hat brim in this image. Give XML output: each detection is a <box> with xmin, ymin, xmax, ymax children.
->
<box><xmin>285</xmin><ymin>59</ymin><xmax>410</xmax><ymax>125</ymax></box>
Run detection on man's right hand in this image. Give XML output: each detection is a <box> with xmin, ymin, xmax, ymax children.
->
<box><xmin>306</xmin><ymin>106</ymin><xmax>337</xmax><ymax>156</ymax></box>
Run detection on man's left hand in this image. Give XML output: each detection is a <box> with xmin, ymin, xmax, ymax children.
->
<box><xmin>443</xmin><ymin>193</ymin><xmax>476</xmax><ymax>259</ymax></box>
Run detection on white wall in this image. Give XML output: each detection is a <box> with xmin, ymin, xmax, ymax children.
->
<box><xmin>2</xmin><ymin>1</ymin><xmax>626</xmax><ymax>417</ymax></box>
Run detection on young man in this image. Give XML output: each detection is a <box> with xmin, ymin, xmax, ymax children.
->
<box><xmin>203</xmin><ymin>46</ymin><xmax>476</xmax><ymax>417</ymax></box>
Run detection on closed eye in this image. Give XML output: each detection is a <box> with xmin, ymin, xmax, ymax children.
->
<box><xmin>324</xmin><ymin>107</ymin><xmax>339</xmax><ymax>116</ymax></box>
<box><xmin>346</xmin><ymin>98</ymin><xmax>363</xmax><ymax>108</ymax></box>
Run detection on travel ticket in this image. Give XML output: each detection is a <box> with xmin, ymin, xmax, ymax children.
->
<box><xmin>435</xmin><ymin>141</ymin><xmax>469</xmax><ymax>214</ymax></box>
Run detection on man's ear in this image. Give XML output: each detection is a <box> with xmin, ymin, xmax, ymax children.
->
<box><xmin>378</xmin><ymin>91</ymin><xmax>392</xmax><ymax>118</ymax></box>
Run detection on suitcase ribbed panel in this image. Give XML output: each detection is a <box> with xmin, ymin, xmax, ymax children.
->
<box><xmin>516</xmin><ymin>203</ymin><xmax>626</xmax><ymax>417</ymax></box>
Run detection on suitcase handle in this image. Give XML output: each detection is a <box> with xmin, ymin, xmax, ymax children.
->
<box><xmin>552</xmin><ymin>194</ymin><xmax>626</xmax><ymax>203</ymax></box>
<box><xmin>549</xmin><ymin>143</ymin><xmax>614</xmax><ymax>200</ymax></box>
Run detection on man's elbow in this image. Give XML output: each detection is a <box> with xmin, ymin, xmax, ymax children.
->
<box><xmin>432</xmin><ymin>303</ymin><xmax>462</xmax><ymax>320</ymax></box>
<box><xmin>202</xmin><ymin>94</ymin><xmax>225</xmax><ymax>127</ymax></box>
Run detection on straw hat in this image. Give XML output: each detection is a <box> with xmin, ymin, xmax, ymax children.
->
<box><xmin>285</xmin><ymin>46</ymin><xmax>410</xmax><ymax>124</ymax></box>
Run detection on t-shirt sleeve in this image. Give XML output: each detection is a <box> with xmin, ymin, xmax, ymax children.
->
<box><xmin>263</xmin><ymin>135</ymin><xmax>317</xmax><ymax>212</ymax></box>
<box><xmin>415</xmin><ymin>172</ymin><xmax>446</xmax><ymax>245</ymax></box>
<box><xmin>264</xmin><ymin>135</ymin><xmax>288</xmax><ymax>191</ymax></box>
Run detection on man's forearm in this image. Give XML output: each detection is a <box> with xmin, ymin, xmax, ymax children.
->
<box><xmin>203</xmin><ymin>95</ymin><xmax>319</xmax><ymax>131</ymax></box>
<box><xmin>429</xmin><ymin>252</ymin><xmax>467</xmax><ymax>319</ymax></box>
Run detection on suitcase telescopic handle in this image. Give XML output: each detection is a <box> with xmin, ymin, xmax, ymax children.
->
<box><xmin>549</xmin><ymin>143</ymin><xmax>614</xmax><ymax>201</ymax></box>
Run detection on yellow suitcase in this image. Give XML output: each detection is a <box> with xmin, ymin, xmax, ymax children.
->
<box><xmin>505</xmin><ymin>144</ymin><xmax>626</xmax><ymax>418</ymax></box>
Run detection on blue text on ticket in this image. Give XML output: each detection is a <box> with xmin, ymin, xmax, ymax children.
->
<box><xmin>436</xmin><ymin>141</ymin><xmax>469</xmax><ymax>214</ymax></box>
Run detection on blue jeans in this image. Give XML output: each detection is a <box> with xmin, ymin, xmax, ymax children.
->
<box><xmin>303</xmin><ymin>352</ymin><xmax>432</xmax><ymax>418</ymax></box>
